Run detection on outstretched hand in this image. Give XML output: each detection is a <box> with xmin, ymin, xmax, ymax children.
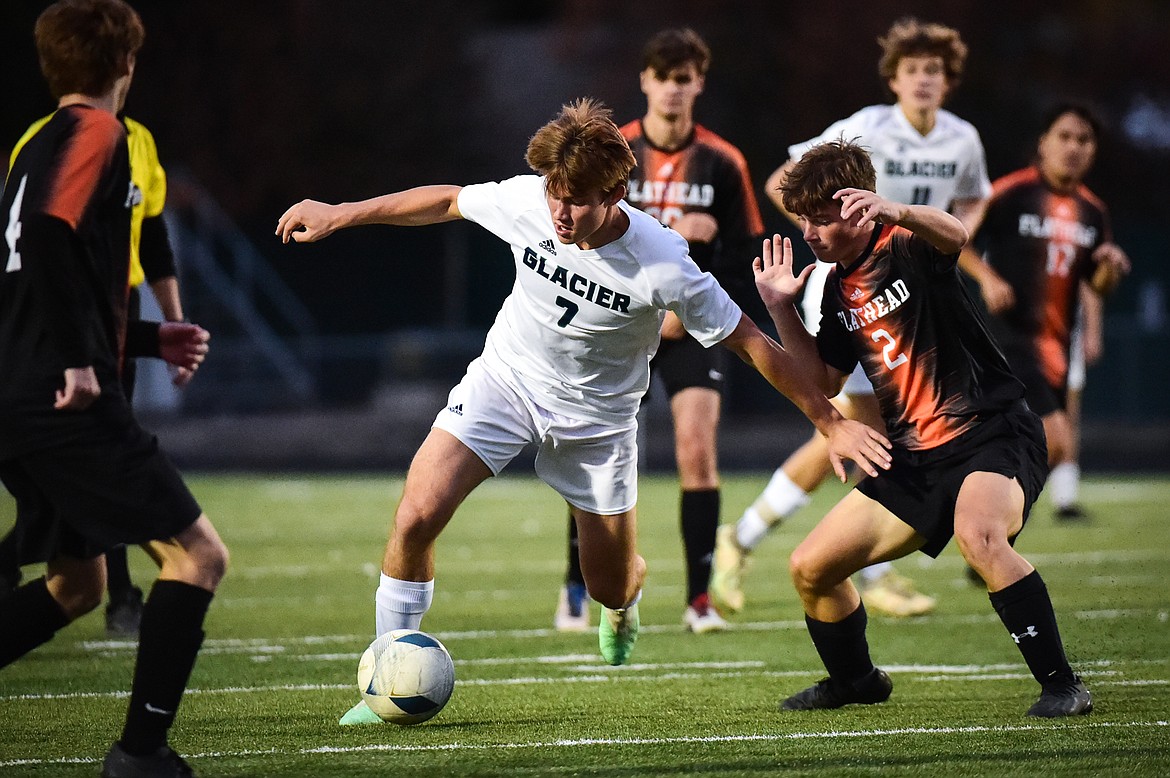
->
<box><xmin>753</xmin><ymin>235</ymin><xmax>814</xmax><ymax>313</ymax></box>
<box><xmin>825</xmin><ymin>417</ymin><xmax>892</xmax><ymax>481</ymax></box>
<box><xmin>276</xmin><ymin>200</ymin><xmax>339</xmax><ymax>244</ymax></box>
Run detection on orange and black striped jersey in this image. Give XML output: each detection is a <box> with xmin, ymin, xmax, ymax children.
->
<box><xmin>621</xmin><ymin>121</ymin><xmax>764</xmax><ymax>308</ymax></box>
<box><xmin>817</xmin><ymin>225</ymin><xmax>1024</xmax><ymax>450</ymax></box>
<box><xmin>0</xmin><ymin>105</ymin><xmax>132</xmax><ymax>419</ymax></box>
<box><xmin>975</xmin><ymin>167</ymin><xmax>1110</xmax><ymax>390</ymax></box>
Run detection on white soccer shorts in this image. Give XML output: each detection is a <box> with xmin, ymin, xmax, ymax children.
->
<box><xmin>432</xmin><ymin>357</ymin><xmax>638</xmax><ymax>515</ymax></box>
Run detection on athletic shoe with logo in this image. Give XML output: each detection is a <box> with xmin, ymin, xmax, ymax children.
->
<box><xmin>683</xmin><ymin>592</ymin><xmax>728</xmax><ymax>633</ymax></box>
<box><xmin>781</xmin><ymin>668</ymin><xmax>893</xmax><ymax>711</ymax></box>
<box><xmin>338</xmin><ymin>699</ymin><xmax>384</xmax><ymax>725</ymax></box>
<box><xmin>101</xmin><ymin>742</ymin><xmax>193</xmax><ymax>778</ymax></box>
<box><xmin>1027</xmin><ymin>674</ymin><xmax>1093</xmax><ymax>717</ymax></box>
<box><xmin>860</xmin><ymin>570</ymin><xmax>936</xmax><ymax>617</ymax></box>
<box><xmin>553</xmin><ymin>582</ymin><xmax>591</xmax><ymax>633</ymax></box>
<box><xmin>598</xmin><ymin>603</ymin><xmax>639</xmax><ymax>665</ymax></box>
<box><xmin>711</xmin><ymin>524</ymin><xmax>748</xmax><ymax>613</ymax></box>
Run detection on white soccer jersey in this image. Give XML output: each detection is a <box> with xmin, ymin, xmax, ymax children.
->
<box><xmin>788</xmin><ymin>104</ymin><xmax>991</xmax><ymax>209</ymax></box>
<box><xmin>457</xmin><ymin>175</ymin><xmax>742</xmax><ymax>424</ymax></box>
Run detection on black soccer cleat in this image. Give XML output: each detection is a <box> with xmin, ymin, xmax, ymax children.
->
<box><xmin>105</xmin><ymin>586</ymin><xmax>144</xmax><ymax>638</ymax></box>
<box><xmin>1027</xmin><ymin>675</ymin><xmax>1093</xmax><ymax>718</ymax></box>
<box><xmin>781</xmin><ymin>668</ymin><xmax>893</xmax><ymax>711</ymax></box>
<box><xmin>101</xmin><ymin>742</ymin><xmax>194</xmax><ymax>778</ymax></box>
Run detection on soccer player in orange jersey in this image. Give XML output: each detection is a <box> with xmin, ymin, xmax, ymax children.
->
<box><xmin>754</xmin><ymin>139</ymin><xmax>1090</xmax><ymax>718</ymax></box>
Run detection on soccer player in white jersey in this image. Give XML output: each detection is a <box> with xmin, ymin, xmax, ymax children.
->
<box><xmin>276</xmin><ymin>98</ymin><xmax>892</xmax><ymax>725</ymax></box>
<box><xmin>713</xmin><ymin>18</ymin><xmax>991</xmax><ymax>618</ymax></box>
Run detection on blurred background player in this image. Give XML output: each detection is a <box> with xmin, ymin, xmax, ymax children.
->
<box><xmin>713</xmin><ymin>17</ymin><xmax>991</xmax><ymax>617</ymax></box>
<box><xmin>554</xmin><ymin>28</ymin><xmax>765</xmax><ymax>634</ymax></box>
<box><xmin>0</xmin><ymin>2</ymin><xmax>224</xmax><ymax>775</ymax></box>
<box><xmin>958</xmin><ymin>103</ymin><xmax>1129</xmax><ymax>522</ymax></box>
<box><xmin>0</xmin><ymin>112</ymin><xmax>190</xmax><ymax>638</ymax></box>
<box><xmin>754</xmin><ymin>139</ymin><xmax>1091</xmax><ymax>718</ymax></box>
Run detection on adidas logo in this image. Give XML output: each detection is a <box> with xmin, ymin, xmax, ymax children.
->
<box><xmin>539</xmin><ymin>239</ymin><xmax>557</xmax><ymax>255</ymax></box>
<box><xmin>447</xmin><ymin>403</ymin><xmax>463</xmax><ymax>416</ymax></box>
<box><xmin>849</xmin><ymin>287</ymin><xmax>864</xmax><ymax>301</ymax></box>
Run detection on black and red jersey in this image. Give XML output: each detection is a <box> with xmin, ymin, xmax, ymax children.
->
<box><xmin>621</xmin><ymin>121</ymin><xmax>764</xmax><ymax>308</ymax></box>
<box><xmin>975</xmin><ymin>166</ymin><xmax>1110</xmax><ymax>390</ymax></box>
<box><xmin>0</xmin><ymin>105</ymin><xmax>132</xmax><ymax>447</ymax></box>
<box><xmin>817</xmin><ymin>225</ymin><xmax>1024</xmax><ymax>450</ymax></box>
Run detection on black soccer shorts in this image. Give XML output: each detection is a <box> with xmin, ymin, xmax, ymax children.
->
<box><xmin>649</xmin><ymin>333</ymin><xmax>727</xmax><ymax>398</ymax></box>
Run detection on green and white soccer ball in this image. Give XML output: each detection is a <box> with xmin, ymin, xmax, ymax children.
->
<box><xmin>357</xmin><ymin>629</ymin><xmax>455</xmax><ymax>725</ymax></box>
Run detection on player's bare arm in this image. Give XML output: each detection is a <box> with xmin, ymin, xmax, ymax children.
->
<box><xmin>721</xmin><ymin>315</ymin><xmax>891</xmax><ymax>480</ymax></box>
<box><xmin>751</xmin><ymin>234</ymin><xmax>831</xmax><ymax>388</ymax></box>
<box><xmin>1088</xmin><ymin>241</ymin><xmax>1130</xmax><ymax>296</ymax></box>
<box><xmin>836</xmin><ymin>188</ymin><xmax>968</xmax><ymax>254</ymax></box>
<box><xmin>958</xmin><ymin>245</ymin><xmax>1016</xmax><ymax>314</ymax></box>
<box><xmin>276</xmin><ymin>185</ymin><xmax>464</xmax><ymax>243</ymax></box>
<box><xmin>671</xmin><ymin>212</ymin><xmax>718</xmax><ymax>243</ymax></box>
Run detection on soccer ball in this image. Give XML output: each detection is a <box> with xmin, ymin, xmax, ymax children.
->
<box><xmin>357</xmin><ymin>629</ymin><xmax>455</xmax><ymax>725</ymax></box>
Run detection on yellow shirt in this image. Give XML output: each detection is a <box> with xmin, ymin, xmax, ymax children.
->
<box><xmin>8</xmin><ymin>113</ymin><xmax>167</xmax><ymax>287</ymax></box>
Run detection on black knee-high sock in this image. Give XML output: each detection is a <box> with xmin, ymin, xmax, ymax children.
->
<box><xmin>0</xmin><ymin>531</ymin><xmax>21</xmax><ymax>588</ymax></box>
<box><xmin>120</xmin><ymin>580</ymin><xmax>213</xmax><ymax>755</ymax></box>
<box><xmin>566</xmin><ymin>510</ymin><xmax>585</xmax><ymax>588</ymax></box>
<box><xmin>806</xmin><ymin>602</ymin><xmax>876</xmax><ymax>686</ymax></box>
<box><xmin>0</xmin><ymin>577</ymin><xmax>70</xmax><ymax>667</ymax></box>
<box><xmin>989</xmin><ymin>570</ymin><xmax>1075</xmax><ymax>686</ymax></box>
<box><xmin>680</xmin><ymin>489</ymin><xmax>720</xmax><ymax>604</ymax></box>
<box><xmin>105</xmin><ymin>545</ymin><xmax>133</xmax><ymax>598</ymax></box>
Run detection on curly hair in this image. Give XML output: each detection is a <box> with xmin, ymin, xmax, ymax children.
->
<box><xmin>877</xmin><ymin>17</ymin><xmax>967</xmax><ymax>88</ymax></box>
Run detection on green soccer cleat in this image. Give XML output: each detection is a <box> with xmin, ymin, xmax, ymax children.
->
<box><xmin>598</xmin><ymin>603</ymin><xmax>640</xmax><ymax>665</ymax></box>
<box><xmin>339</xmin><ymin>699</ymin><xmax>384</xmax><ymax>726</ymax></box>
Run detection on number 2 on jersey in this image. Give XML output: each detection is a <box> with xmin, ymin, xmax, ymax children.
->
<box><xmin>872</xmin><ymin>328</ymin><xmax>907</xmax><ymax>370</ymax></box>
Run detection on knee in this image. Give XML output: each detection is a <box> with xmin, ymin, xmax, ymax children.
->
<box><xmin>789</xmin><ymin>546</ymin><xmax>830</xmax><ymax>597</ymax></box>
<box><xmin>198</xmin><ymin>537</ymin><xmax>229</xmax><ymax>589</ymax></box>
<box><xmin>953</xmin><ymin>522</ymin><xmax>998</xmax><ymax>565</ymax></box>
<box><xmin>674</xmin><ymin>437</ymin><xmax>717</xmax><ymax>486</ymax></box>
<box><xmin>50</xmin><ymin>574</ymin><xmax>104</xmax><ymax>621</ymax></box>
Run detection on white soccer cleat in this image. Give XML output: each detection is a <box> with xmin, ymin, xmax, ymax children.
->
<box><xmin>860</xmin><ymin>570</ymin><xmax>936</xmax><ymax>617</ymax></box>
<box><xmin>554</xmin><ymin>582</ymin><xmax>591</xmax><ymax>633</ymax></box>
<box><xmin>683</xmin><ymin>593</ymin><xmax>729</xmax><ymax>634</ymax></box>
<box><xmin>711</xmin><ymin>524</ymin><xmax>748</xmax><ymax>613</ymax></box>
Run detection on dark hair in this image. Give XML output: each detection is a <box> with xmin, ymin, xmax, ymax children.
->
<box><xmin>35</xmin><ymin>0</ymin><xmax>144</xmax><ymax>98</ymax></box>
<box><xmin>526</xmin><ymin>98</ymin><xmax>637</xmax><ymax>198</ymax></box>
<box><xmin>641</xmin><ymin>28</ymin><xmax>711</xmax><ymax>77</ymax></box>
<box><xmin>877</xmin><ymin>17</ymin><xmax>967</xmax><ymax>88</ymax></box>
<box><xmin>1039</xmin><ymin>102</ymin><xmax>1102</xmax><ymax>142</ymax></box>
<box><xmin>781</xmin><ymin>138</ymin><xmax>877</xmax><ymax>216</ymax></box>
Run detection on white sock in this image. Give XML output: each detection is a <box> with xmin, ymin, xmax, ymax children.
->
<box><xmin>859</xmin><ymin>561</ymin><xmax>892</xmax><ymax>584</ymax></box>
<box><xmin>1048</xmin><ymin>462</ymin><xmax>1080</xmax><ymax>508</ymax></box>
<box><xmin>736</xmin><ymin>469</ymin><xmax>810</xmax><ymax>550</ymax></box>
<box><xmin>374</xmin><ymin>574</ymin><xmax>434</xmax><ymax>634</ymax></box>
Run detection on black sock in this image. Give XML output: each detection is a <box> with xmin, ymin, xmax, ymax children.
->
<box><xmin>105</xmin><ymin>545</ymin><xmax>133</xmax><ymax>598</ymax></box>
<box><xmin>0</xmin><ymin>577</ymin><xmax>70</xmax><ymax>667</ymax></box>
<box><xmin>680</xmin><ymin>489</ymin><xmax>720</xmax><ymax>604</ymax></box>
<box><xmin>120</xmin><ymin>580</ymin><xmax>213</xmax><ymax>756</ymax></box>
<box><xmin>806</xmin><ymin>602</ymin><xmax>876</xmax><ymax>687</ymax></box>
<box><xmin>566</xmin><ymin>510</ymin><xmax>585</xmax><ymax>588</ymax></box>
<box><xmin>989</xmin><ymin>570</ymin><xmax>1074</xmax><ymax>686</ymax></box>
<box><xmin>0</xmin><ymin>531</ymin><xmax>20</xmax><ymax>588</ymax></box>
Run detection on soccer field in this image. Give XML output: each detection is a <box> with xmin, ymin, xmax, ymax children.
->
<box><xmin>1</xmin><ymin>473</ymin><xmax>1168</xmax><ymax>776</ymax></box>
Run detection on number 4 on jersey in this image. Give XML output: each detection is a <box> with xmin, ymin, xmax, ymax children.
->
<box><xmin>5</xmin><ymin>175</ymin><xmax>27</xmax><ymax>273</ymax></box>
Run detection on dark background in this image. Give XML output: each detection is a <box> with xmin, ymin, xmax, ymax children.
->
<box><xmin>3</xmin><ymin>0</ymin><xmax>1168</xmax><ymax>466</ymax></box>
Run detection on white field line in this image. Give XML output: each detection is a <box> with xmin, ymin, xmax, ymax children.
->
<box><xmin>4</xmin><ymin>657</ymin><xmax>1167</xmax><ymax>702</ymax></box>
<box><xmin>77</xmin><ymin>607</ymin><xmax>1170</xmax><ymax>657</ymax></box>
<box><xmin>1</xmin><ymin>720</ymin><xmax>1166</xmax><ymax>769</ymax></box>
